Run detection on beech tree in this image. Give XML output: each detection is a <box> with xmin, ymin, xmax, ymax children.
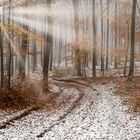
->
<box><xmin>100</xmin><ymin>0</ymin><xmax>104</xmax><ymax>74</ymax></box>
<box><xmin>114</xmin><ymin>1</ymin><xmax>118</xmax><ymax>69</ymax></box>
<box><xmin>7</xmin><ymin>0</ymin><xmax>12</xmax><ymax>89</ymax></box>
<box><xmin>0</xmin><ymin>9</ymin><xmax>3</xmax><ymax>87</ymax></box>
<box><xmin>106</xmin><ymin>0</ymin><xmax>110</xmax><ymax>70</ymax></box>
<box><xmin>92</xmin><ymin>0</ymin><xmax>96</xmax><ymax>77</ymax></box>
<box><xmin>129</xmin><ymin>0</ymin><xmax>137</xmax><ymax>77</ymax></box>
<box><xmin>43</xmin><ymin>0</ymin><xmax>53</xmax><ymax>92</ymax></box>
<box><xmin>73</xmin><ymin>0</ymin><xmax>82</xmax><ymax>76</ymax></box>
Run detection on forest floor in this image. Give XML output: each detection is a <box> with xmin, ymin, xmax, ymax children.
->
<box><xmin>0</xmin><ymin>76</ymin><xmax>140</xmax><ymax>140</ymax></box>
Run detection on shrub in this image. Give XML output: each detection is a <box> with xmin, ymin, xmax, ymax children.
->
<box><xmin>0</xmin><ymin>80</ymin><xmax>39</xmax><ymax>109</ymax></box>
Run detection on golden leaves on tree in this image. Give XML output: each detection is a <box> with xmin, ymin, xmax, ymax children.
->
<box><xmin>0</xmin><ymin>23</ymin><xmax>46</xmax><ymax>44</ymax></box>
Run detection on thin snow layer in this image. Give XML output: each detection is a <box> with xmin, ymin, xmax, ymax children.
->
<box><xmin>0</xmin><ymin>87</ymin><xmax>80</xmax><ymax>140</ymax></box>
<box><xmin>0</xmin><ymin>109</ymin><xmax>30</xmax><ymax>125</ymax></box>
<box><xmin>0</xmin><ymin>84</ymin><xmax>140</xmax><ymax>140</ymax></box>
<box><xmin>43</xmin><ymin>84</ymin><xmax>140</xmax><ymax>140</ymax></box>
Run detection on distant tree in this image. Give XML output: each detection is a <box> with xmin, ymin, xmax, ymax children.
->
<box><xmin>73</xmin><ymin>0</ymin><xmax>82</xmax><ymax>76</ymax></box>
<box><xmin>32</xmin><ymin>19</ymin><xmax>37</xmax><ymax>73</ymax></box>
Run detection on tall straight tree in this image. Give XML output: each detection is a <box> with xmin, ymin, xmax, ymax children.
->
<box><xmin>129</xmin><ymin>0</ymin><xmax>137</xmax><ymax>77</ymax></box>
<box><xmin>7</xmin><ymin>0</ymin><xmax>12</xmax><ymax>89</ymax></box>
<box><xmin>18</xmin><ymin>25</ymin><xmax>28</xmax><ymax>78</ymax></box>
<box><xmin>114</xmin><ymin>1</ymin><xmax>118</xmax><ymax>69</ymax></box>
<box><xmin>100</xmin><ymin>0</ymin><xmax>104</xmax><ymax>74</ymax></box>
<box><xmin>43</xmin><ymin>0</ymin><xmax>53</xmax><ymax>92</ymax></box>
<box><xmin>32</xmin><ymin>16</ymin><xmax>37</xmax><ymax>72</ymax></box>
<box><xmin>18</xmin><ymin>3</ymin><xmax>28</xmax><ymax>79</ymax></box>
<box><xmin>92</xmin><ymin>0</ymin><xmax>97</xmax><ymax>77</ymax></box>
<box><xmin>106</xmin><ymin>0</ymin><xmax>109</xmax><ymax>70</ymax></box>
<box><xmin>0</xmin><ymin>10</ymin><xmax>3</xmax><ymax>87</ymax></box>
<box><xmin>73</xmin><ymin>0</ymin><xmax>82</xmax><ymax>76</ymax></box>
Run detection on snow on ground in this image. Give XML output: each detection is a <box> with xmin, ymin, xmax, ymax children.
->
<box><xmin>42</xmin><ymin>84</ymin><xmax>140</xmax><ymax>140</ymax></box>
<box><xmin>0</xmin><ymin>83</ymin><xmax>140</xmax><ymax>140</ymax></box>
<box><xmin>0</xmin><ymin>109</ymin><xmax>33</xmax><ymax>126</ymax></box>
<box><xmin>0</xmin><ymin>86</ymin><xmax>80</xmax><ymax>140</ymax></box>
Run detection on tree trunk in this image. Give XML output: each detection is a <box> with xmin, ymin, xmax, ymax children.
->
<box><xmin>43</xmin><ymin>0</ymin><xmax>53</xmax><ymax>92</ymax></box>
<box><xmin>49</xmin><ymin>43</ymin><xmax>53</xmax><ymax>71</ymax></box>
<box><xmin>0</xmin><ymin>14</ymin><xmax>4</xmax><ymax>87</ymax></box>
<box><xmin>129</xmin><ymin>0</ymin><xmax>136</xmax><ymax>77</ymax></box>
<box><xmin>114</xmin><ymin>2</ymin><xmax>118</xmax><ymax>69</ymax></box>
<box><xmin>73</xmin><ymin>0</ymin><xmax>82</xmax><ymax>76</ymax></box>
<box><xmin>92</xmin><ymin>0</ymin><xmax>97</xmax><ymax>77</ymax></box>
<box><xmin>100</xmin><ymin>0</ymin><xmax>104</xmax><ymax>75</ymax></box>
<box><xmin>18</xmin><ymin>25</ymin><xmax>28</xmax><ymax>79</ymax></box>
<box><xmin>106</xmin><ymin>0</ymin><xmax>109</xmax><ymax>70</ymax></box>
<box><xmin>7</xmin><ymin>0</ymin><xmax>12</xmax><ymax>89</ymax></box>
<box><xmin>32</xmin><ymin>39</ymin><xmax>37</xmax><ymax>72</ymax></box>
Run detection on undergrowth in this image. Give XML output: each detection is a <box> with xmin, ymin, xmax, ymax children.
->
<box><xmin>117</xmin><ymin>76</ymin><xmax>140</xmax><ymax>113</ymax></box>
<box><xmin>0</xmin><ymin>80</ymin><xmax>40</xmax><ymax>109</ymax></box>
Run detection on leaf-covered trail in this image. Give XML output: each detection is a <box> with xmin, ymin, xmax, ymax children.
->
<box><xmin>0</xmin><ymin>82</ymin><xmax>140</xmax><ymax>140</ymax></box>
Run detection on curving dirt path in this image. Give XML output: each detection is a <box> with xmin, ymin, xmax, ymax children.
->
<box><xmin>0</xmin><ymin>82</ymin><xmax>140</xmax><ymax>140</ymax></box>
<box><xmin>40</xmin><ymin>84</ymin><xmax>140</xmax><ymax>140</ymax></box>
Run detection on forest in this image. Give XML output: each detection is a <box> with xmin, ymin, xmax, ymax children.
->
<box><xmin>0</xmin><ymin>0</ymin><xmax>140</xmax><ymax>139</ymax></box>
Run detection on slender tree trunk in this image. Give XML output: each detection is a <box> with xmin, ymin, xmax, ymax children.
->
<box><xmin>129</xmin><ymin>0</ymin><xmax>136</xmax><ymax>77</ymax></box>
<box><xmin>43</xmin><ymin>0</ymin><xmax>53</xmax><ymax>92</ymax></box>
<box><xmin>32</xmin><ymin>39</ymin><xmax>37</xmax><ymax>72</ymax></box>
<box><xmin>64</xmin><ymin>13</ymin><xmax>68</xmax><ymax>67</ymax></box>
<box><xmin>73</xmin><ymin>0</ymin><xmax>82</xmax><ymax>76</ymax></box>
<box><xmin>114</xmin><ymin>2</ymin><xmax>118</xmax><ymax>69</ymax></box>
<box><xmin>58</xmin><ymin>39</ymin><xmax>62</xmax><ymax>67</ymax></box>
<box><xmin>0</xmin><ymin>14</ymin><xmax>3</xmax><ymax>87</ymax></box>
<box><xmin>49</xmin><ymin>46</ymin><xmax>53</xmax><ymax>71</ymax></box>
<box><xmin>49</xmin><ymin>30</ymin><xmax>54</xmax><ymax>71</ymax></box>
<box><xmin>27</xmin><ymin>39</ymin><xmax>30</xmax><ymax>77</ymax></box>
<box><xmin>7</xmin><ymin>0</ymin><xmax>12</xmax><ymax>89</ymax></box>
<box><xmin>106</xmin><ymin>0</ymin><xmax>109</xmax><ymax>70</ymax></box>
<box><xmin>18</xmin><ymin>25</ymin><xmax>28</xmax><ymax>79</ymax></box>
<box><xmin>32</xmin><ymin>15</ymin><xmax>37</xmax><ymax>72</ymax></box>
<box><xmin>92</xmin><ymin>0</ymin><xmax>97</xmax><ymax>77</ymax></box>
<box><xmin>100</xmin><ymin>0</ymin><xmax>104</xmax><ymax>75</ymax></box>
<box><xmin>124</xmin><ymin>41</ymin><xmax>129</xmax><ymax>77</ymax></box>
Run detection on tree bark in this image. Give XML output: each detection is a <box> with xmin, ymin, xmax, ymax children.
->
<box><xmin>100</xmin><ymin>0</ymin><xmax>104</xmax><ymax>74</ymax></box>
<box><xmin>73</xmin><ymin>0</ymin><xmax>82</xmax><ymax>76</ymax></box>
<box><xmin>43</xmin><ymin>0</ymin><xmax>53</xmax><ymax>92</ymax></box>
<box><xmin>7</xmin><ymin>0</ymin><xmax>12</xmax><ymax>89</ymax></box>
<box><xmin>106</xmin><ymin>0</ymin><xmax>109</xmax><ymax>70</ymax></box>
<box><xmin>18</xmin><ymin>25</ymin><xmax>28</xmax><ymax>79</ymax></box>
<box><xmin>92</xmin><ymin>0</ymin><xmax>97</xmax><ymax>77</ymax></box>
<box><xmin>114</xmin><ymin>2</ymin><xmax>118</xmax><ymax>69</ymax></box>
<box><xmin>129</xmin><ymin>0</ymin><xmax>136</xmax><ymax>77</ymax></box>
<box><xmin>0</xmin><ymin>14</ymin><xmax>3</xmax><ymax>87</ymax></box>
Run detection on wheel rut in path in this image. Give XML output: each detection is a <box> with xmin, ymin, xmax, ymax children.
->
<box><xmin>0</xmin><ymin>106</ymin><xmax>40</xmax><ymax>129</ymax></box>
<box><xmin>36</xmin><ymin>83</ymin><xmax>86</xmax><ymax>138</ymax></box>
